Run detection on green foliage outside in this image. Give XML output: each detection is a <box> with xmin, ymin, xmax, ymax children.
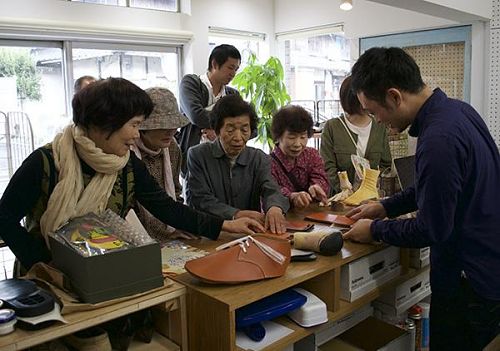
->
<box><xmin>0</xmin><ymin>48</ymin><xmax>42</xmax><ymax>102</ymax></box>
<box><xmin>232</xmin><ymin>53</ymin><xmax>290</xmax><ymax>151</ymax></box>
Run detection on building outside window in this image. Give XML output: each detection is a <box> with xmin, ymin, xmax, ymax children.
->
<box><xmin>70</xmin><ymin>0</ymin><xmax>178</xmax><ymax>12</ymax></box>
<box><xmin>208</xmin><ymin>27</ymin><xmax>269</xmax><ymax>73</ymax></box>
<box><xmin>0</xmin><ymin>44</ymin><xmax>66</xmax><ymax>187</ymax></box>
<box><xmin>0</xmin><ymin>41</ymin><xmax>181</xmax><ymax>198</ymax></box>
<box><xmin>72</xmin><ymin>46</ymin><xmax>180</xmax><ymax>95</ymax></box>
<box><xmin>277</xmin><ymin>29</ymin><xmax>351</xmax><ymax>123</ymax></box>
<box><xmin>129</xmin><ymin>0</ymin><xmax>178</xmax><ymax>11</ymax></box>
<box><xmin>0</xmin><ymin>43</ymin><xmax>66</xmax><ymax>279</ymax></box>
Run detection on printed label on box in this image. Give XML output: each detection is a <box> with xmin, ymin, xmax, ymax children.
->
<box><xmin>341</xmin><ymin>246</ymin><xmax>400</xmax><ymax>292</ymax></box>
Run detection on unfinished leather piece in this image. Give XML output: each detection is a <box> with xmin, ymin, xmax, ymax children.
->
<box><xmin>184</xmin><ymin>235</ymin><xmax>291</xmax><ymax>284</ymax></box>
<box><xmin>285</xmin><ymin>220</ymin><xmax>315</xmax><ymax>232</ymax></box>
<box><xmin>304</xmin><ymin>212</ymin><xmax>355</xmax><ymax>227</ymax></box>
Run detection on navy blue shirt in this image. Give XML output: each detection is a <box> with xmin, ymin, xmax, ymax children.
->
<box><xmin>371</xmin><ymin>89</ymin><xmax>500</xmax><ymax>300</ymax></box>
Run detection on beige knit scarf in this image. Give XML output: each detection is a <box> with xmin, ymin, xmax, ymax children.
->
<box><xmin>40</xmin><ymin>125</ymin><xmax>129</xmax><ymax>243</ymax></box>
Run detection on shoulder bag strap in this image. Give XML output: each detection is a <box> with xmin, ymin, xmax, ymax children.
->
<box><xmin>271</xmin><ymin>152</ymin><xmax>307</xmax><ymax>192</ymax></box>
<box><xmin>338</xmin><ymin>116</ymin><xmax>363</xmax><ymax>156</ymax></box>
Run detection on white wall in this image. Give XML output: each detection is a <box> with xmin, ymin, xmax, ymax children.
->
<box><xmin>489</xmin><ymin>0</ymin><xmax>499</xmax><ymax>145</ymax></box>
<box><xmin>471</xmin><ymin>21</ymin><xmax>490</xmax><ymax>118</ymax></box>
<box><xmin>0</xmin><ymin>0</ymin><xmax>185</xmax><ymax>33</ymax></box>
<box><xmin>0</xmin><ymin>0</ymin><xmax>274</xmax><ymax>76</ymax></box>
<box><xmin>274</xmin><ymin>0</ymin><xmax>457</xmax><ymax>39</ymax></box>
<box><xmin>0</xmin><ymin>0</ymin><xmax>186</xmax><ymax>37</ymax></box>
<box><xmin>367</xmin><ymin>0</ymin><xmax>490</xmax><ymax>22</ymax></box>
<box><xmin>183</xmin><ymin>0</ymin><xmax>275</xmax><ymax>74</ymax></box>
<box><xmin>425</xmin><ymin>0</ymin><xmax>491</xmax><ymax>19</ymax></box>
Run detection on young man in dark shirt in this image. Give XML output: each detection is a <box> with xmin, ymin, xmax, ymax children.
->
<box><xmin>177</xmin><ymin>44</ymin><xmax>241</xmax><ymax>175</ymax></box>
<box><xmin>344</xmin><ymin>47</ymin><xmax>500</xmax><ymax>350</ymax></box>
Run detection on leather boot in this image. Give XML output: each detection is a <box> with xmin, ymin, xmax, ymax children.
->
<box><xmin>133</xmin><ymin>309</ymin><xmax>154</xmax><ymax>343</ymax></box>
<box><xmin>103</xmin><ymin>316</ymin><xmax>134</xmax><ymax>351</ymax></box>
<box><xmin>343</xmin><ymin>168</ymin><xmax>380</xmax><ymax>206</ymax></box>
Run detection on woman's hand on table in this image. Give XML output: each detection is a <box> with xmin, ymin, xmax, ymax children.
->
<box><xmin>308</xmin><ymin>184</ymin><xmax>328</xmax><ymax>204</ymax></box>
<box><xmin>222</xmin><ymin>217</ymin><xmax>265</xmax><ymax>235</ymax></box>
<box><xmin>345</xmin><ymin>201</ymin><xmax>387</xmax><ymax>220</ymax></box>
<box><xmin>265</xmin><ymin>206</ymin><xmax>287</xmax><ymax>234</ymax></box>
<box><xmin>290</xmin><ymin>191</ymin><xmax>312</xmax><ymax>209</ymax></box>
<box><xmin>342</xmin><ymin>219</ymin><xmax>374</xmax><ymax>243</ymax></box>
<box><xmin>234</xmin><ymin>210</ymin><xmax>265</xmax><ymax>224</ymax></box>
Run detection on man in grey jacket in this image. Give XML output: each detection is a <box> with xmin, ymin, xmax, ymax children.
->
<box><xmin>186</xmin><ymin>95</ymin><xmax>289</xmax><ymax>234</ymax></box>
<box><xmin>177</xmin><ymin>44</ymin><xmax>241</xmax><ymax>175</ymax></box>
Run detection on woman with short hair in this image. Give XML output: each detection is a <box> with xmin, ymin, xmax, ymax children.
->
<box><xmin>270</xmin><ymin>105</ymin><xmax>329</xmax><ymax>209</ymax></box>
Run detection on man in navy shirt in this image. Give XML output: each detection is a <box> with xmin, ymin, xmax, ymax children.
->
<box><xmin>344</xmin><ymin>47</ymin><xmax>500</xmax><ymax>350</ymax></box>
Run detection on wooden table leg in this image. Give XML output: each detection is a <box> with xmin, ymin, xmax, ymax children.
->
<box><xmin>186</xmin><ymin>289</ymin><xmax>234</xmax><ymax>351</ymax></box>
<box><xmin>179</xmin><ymin>295</ymin><xmax>188</xmax><ymax>351</ymax></box>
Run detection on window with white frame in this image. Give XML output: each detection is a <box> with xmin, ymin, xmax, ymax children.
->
<box><xmin>0</xmin><ymin>43</ymin><xmax>65</xmax><ymax>279</ymax></box>
<box><xmin>0</xmin><ymin>37</ymin><xmax>182</xmax><ymax>279</ymax></box>
<box><xmin>277</xmin><ymin>25</ymin><xmax>351</xmax><ymax>123</ymax></box>
<box><xmin>70</xmin><ymin>0</ymin><xmax>178</xmax><ymax>12</ymax></box>
<box><xmin>0</xmin><ymin>39</ymin><xmax>181</xmax><ymax>190</ymax></box>
<box><xmin>0</xmin><ymin>41</ymin><xmax>181</xmax><ymax>149</ymax></box>
<box><xmin>0</xmin><ymin>41</ymin><xmax>66</xmax><ymax>159</ymax></box>
<box><xmin>208</xmin><ymin>27</ymin><xmax>268</xmax><ymax>72</ymax></box>
<box><xmin>72</xmin><ymin>44</ymin><xmax>180</xmax><ymax>96</ymax></box>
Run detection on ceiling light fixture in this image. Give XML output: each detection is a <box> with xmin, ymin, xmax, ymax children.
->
<box><xmin>340</xmin><ymin>0</ymin><xmax>353</xmax><ymax>11</ymax></box>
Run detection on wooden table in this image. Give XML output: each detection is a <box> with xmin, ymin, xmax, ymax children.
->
<box><xmin>0</xmin><ymin>281</ymin><xmax>187</xmax><ymax>351</ymax></box>
<box><xmin>173</xmin><ymin>205</ymin><xmax>415</xmax><ymax>351</ymax></box>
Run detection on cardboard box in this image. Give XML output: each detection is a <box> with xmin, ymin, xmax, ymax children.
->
<box><xmin>319</xmin><ymin>338</ymin><xmax>361</xmax><ymax>351</ymax></box>
<box><xmin>341</xmin><ymin>246</ymin><xmax>401</xmax><ymax>302</ymax></box>
<box><xmin>293</xmin><ymin>334</ymin><xmax>315</xmax><ymax>351</ymax></box>
<box><xmin>409</xmin><ymin>247</ymin><xmax>430</xmax><ymax>269</ymax></box>
<box><xmin>373</xmin><ymin>269</ymin><xmax>431</xmax><ymax>316</ymax></box>
<box><xmin>372</xmin><ymin>307</ymin><xmax>407</xmax><ymax>327</ymax></box>
<box><xmin>50</xmin><ymin>237</ymin><xmax>164</xmax><ymax>303</ymax></box>
<box><xmin>320</xmin><ymin>317</ymin><xmax>411</xmax><ymax>351</ymax></box>
<box><xmin>315</xmin><ymin>304</ymin><xmax>373</xmax><ymax>346</ymax></box>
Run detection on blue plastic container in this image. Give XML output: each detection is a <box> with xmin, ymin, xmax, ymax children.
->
<box><xmin>236</xmin><ymin>289</ymin><xmax>307</xmax><ymax>328</ymax></box>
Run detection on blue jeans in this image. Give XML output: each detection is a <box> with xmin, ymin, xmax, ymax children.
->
<box><xmin>430</xmin><ymin>278</ymin><xmax>500</xmax><ymax>350</ymax></box>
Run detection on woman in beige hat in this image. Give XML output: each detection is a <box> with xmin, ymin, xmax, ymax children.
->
<box><xmin>131</xmin><ymin>87</ymin><xmax>196</xmax><ymax>242</ymax></box>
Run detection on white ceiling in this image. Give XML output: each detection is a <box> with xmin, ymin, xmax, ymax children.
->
<box><xmin>366</xmin><ymin>0</ymin><xmax>491</xmax><ymax>22</ymax></box>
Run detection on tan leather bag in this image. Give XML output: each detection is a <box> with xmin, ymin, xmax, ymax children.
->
<box><xmin>184</xmin><ymin>235</ymin><xmax>291</xmax><ymax>284</ymax></box>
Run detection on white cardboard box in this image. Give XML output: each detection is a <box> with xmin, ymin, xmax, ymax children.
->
<box><xmin>341</xmin><ymin>246</ymin><xmax>401</xmax><ymax>302</ymax></box>
<box><xmin>373</xmin><ymin>268</ymin><xmax>431</xmax><ymax>316</ymax></box>
<box><xmin>409</xmin><ymin>247</ymin><xmax>430</xmax><ymax>269</ymax></box>
<box><xmin>314</xmin><ymin>304</ymin><xmax>373</xmax><ymax>347</ymax></box>
<box><xmin>319</xmin><ymin>317</ymin><xmax>411</xmax><ymax>351</ymax></box>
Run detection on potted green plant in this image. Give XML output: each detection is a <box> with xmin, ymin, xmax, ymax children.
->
<box><xmin>232</xmin><ymin>53</ymin><xmax>290</xmax><ymax>151</ymax></box>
